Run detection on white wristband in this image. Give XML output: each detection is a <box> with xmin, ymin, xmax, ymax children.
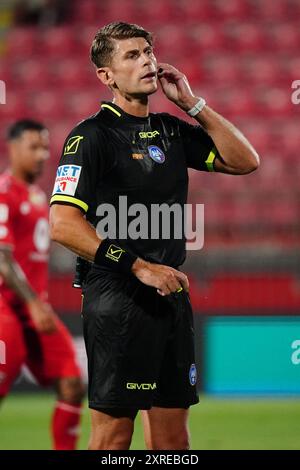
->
<box><xmin>187</xmin><ymin>98</ymin><xmax>206</xmax><ymax>117</ymax></box>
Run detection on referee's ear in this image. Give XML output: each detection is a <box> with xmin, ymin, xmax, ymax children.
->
<box><xmin>96</xmin><ymin>67</ymin><xmax>114</xmax><ymax>87</ymax></box>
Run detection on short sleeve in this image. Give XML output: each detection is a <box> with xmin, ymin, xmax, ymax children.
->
<box><xmin>0</xmin><ymin>190</ymin><xmax>15</xmax><ymax>248</ymax></box>
<box><xmin>50</xmin><ymin>122</ymin><xmax>105</xmax><ymax>213</ymax></box>
<box><xmin>177</xmin><ymin>118</ymin><xmax>218</xmax><ymax>172</ymax></box>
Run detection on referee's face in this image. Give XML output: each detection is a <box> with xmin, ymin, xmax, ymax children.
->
<box><xmin>103</xmin><ymin>37</ymin><xmax>158</xmax><ymax>96</ymax></box>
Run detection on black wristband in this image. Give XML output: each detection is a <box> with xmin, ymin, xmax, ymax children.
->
<box><xmin>94</xmin><ymin>239</ymin><xmax>137</xmax><ymax>274</ymax></box>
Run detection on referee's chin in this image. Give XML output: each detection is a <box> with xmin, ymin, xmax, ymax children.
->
<box><xmin>130</xmin><ymin>83</ymin><xmax>158</xmax><ymax>99</ymax></box>
<box><xmin>139</xmin><ymin>80</ymin><xmax>158</xmax><ymax>96</ymax></box>
<box><xmin>144</xmin><ymin>85</ymin><xmax>159</xmax><ymax>96</ymax></box>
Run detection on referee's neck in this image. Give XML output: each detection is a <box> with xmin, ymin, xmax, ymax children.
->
<box><xmin>112</xmin><ymin>95</ymin><xmax>149</xmax><ymax>118</ymax></box>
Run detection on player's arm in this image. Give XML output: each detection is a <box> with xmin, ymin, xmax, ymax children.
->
<box><xmin>49</xmin><ymin>205</ymin><xmax>189</xmax><ymax>297</ymax></box>
<box><xmin>0</xmin><ymin>247</ymin><xmax>57</xmax><ymax>333</ymax></box>
<box><xmin>184</xmin><ymin>104</ymin><xmax>259</xmax><ymax>175</ymax></box>
<box><xmin>49</xmin><ymin>205</ymin><xmax>100</xmax><ymax>261</ymax></box>
<box><xmin>0</xmin><ymin>247</ymin><xmax>36</xmax><ymax>302</ymax></box>
<box><xmin>158</xmin><ymin>63</ymin><xmax>260</xmax><ymax>175</ymax></box>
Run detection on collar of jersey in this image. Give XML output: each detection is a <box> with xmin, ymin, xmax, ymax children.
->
<box><xmin>101</xmin><ymin>101</ymin><xmax>150</xmax><ymax>123</ymax></box>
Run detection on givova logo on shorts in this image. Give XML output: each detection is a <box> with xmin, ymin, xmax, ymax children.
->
<box><xmin>126</xmin><ymin>382</ymin><xmax>157</xmax><ymax>390</ymax></box>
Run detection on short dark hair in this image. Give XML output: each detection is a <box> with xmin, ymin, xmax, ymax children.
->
<box><xmin>90</xmin><ymin>21</ymin><xmax>153</xmax><ymax>68</ymax></box>
<box><xmin>7</xmin><ymin>119</ymin><xmax>46</xmax><ymax>141</ymax></box>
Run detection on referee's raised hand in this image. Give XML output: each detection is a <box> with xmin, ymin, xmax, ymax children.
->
<box><xmin>132</xmin><ymin>258</ymin><xmax>189</xmax><ymax>296</ymax></box>
<box><xmin>157</xmin><ymin>62</ymin><xmax>197</xmax><ymax>112</ymax></box>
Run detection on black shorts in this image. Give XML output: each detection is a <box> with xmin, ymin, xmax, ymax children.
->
<box><xmin>82</xmin><ymin>267</ymin><xmax>199</xmax><ymax>411</ymax></box>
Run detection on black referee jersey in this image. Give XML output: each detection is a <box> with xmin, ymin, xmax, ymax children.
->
<box><xmin>50</xmin><ymin>101</ymin><xmax>217</xmax><ymax>267</ymax></box>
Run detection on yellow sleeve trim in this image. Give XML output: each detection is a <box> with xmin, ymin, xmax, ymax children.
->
<box><xmin>205</xmin><ymin>146</ymin><xmax>217</xmax><ymax>172</ymax></box>
<box><xmin>50</xmin><ymin>195</ymin><xmax>88</xmax><ymax>213</ymax></box>
<box><xmin>101</xmin><ymin>104</ymin><xmax>121</xmax><ymax>117</ymax></box>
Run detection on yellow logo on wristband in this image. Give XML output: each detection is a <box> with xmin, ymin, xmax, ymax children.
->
<box><xmin>105</xmin><ymin>244</ymin><xmax>125</xmax><ymax>262</ymax></box>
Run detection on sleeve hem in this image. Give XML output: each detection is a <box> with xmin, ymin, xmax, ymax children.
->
<box><xmin>205</xmin><ymin>146</ymin><xmax>217</xmax><ymax>172</ymax></box>
<box><xmin>50</xmin><ymin>195</ymin><xmax>88</xmax><ymax>213</ymax></box>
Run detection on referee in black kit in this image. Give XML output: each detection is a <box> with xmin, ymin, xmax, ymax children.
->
<box><xmin>50</xmin><ymin>22</ymin><xmax>259</xmax><ymax>450</ymax></box>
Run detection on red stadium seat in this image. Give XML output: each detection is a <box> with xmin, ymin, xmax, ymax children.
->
<box><xmin>243</xmin><ymin>122</ymin><xmax>272</xmax><ymax>154</ymax></box>
<box><xmin>77</xmin><ymin>26</ymin><xmax>98</xmax><ymax>56</ymax></box>
<box><xmin>267</xmin><ymin>23</ymin><xmax>300</xmax><ymax>52</ymax></box>
<box><xmin>137</xmin><ymin>0</ymin><xmax>178</xmax><ymax>24</ymax></box>
<box><xmin>224</xmin><ymin>23</ymin><xmax>266</xmax><ymax>52</ymax></box>
<box><xmin>11</xmin><ymin>59</ymin><xmax>51</xmax><ymax>90</ymax></box>
<box><xmin>28</xmin><ymin>90</ymin><xmax>66</xmax><ymax>120</ymax></box>
<box><xmin>285</xmin><ymin>57</ymin><xmax>300</xmax><ymax>83</ymax></box>
<box><xmin>290</xmin><ymin>0</ymin><xmax>300</xmax><ymax>17</ymax></box>
<box><xmin>155</xmin><ymin>25</ymin><xmax>191</xmax><ymax>59</ymax></box>
<box><xmin>213</xmin><ymin>0</ymin><xmax>252</xmax><ymax>20</ymax></box>
<box><xmin>52</xmin><ymin>59</ymin><xmax>94</xmax><ymax>90</ymax></box>
<box><xmin>40</xmin><ymin>27</ymin><xmax>76</xmax><ymax>57</ymax></box>
<box><xmin>253</xmin><ymin>0</ymin><xmax>290</xmax><ymax>20</ymax></box>
<box><xmin>102</xmin><ymin>0</ymin><xmax>135</xmax><ymax>22</ymax></box>
<box><xmin>189</xmin><ymin>24</ymin><xmax>225</xmax><ymax>53</ymax></box>
<box><xmin>48</xmin><ymin>120</ymin><xmax>77</xmax><ymax>158</ymax></box>
<box><xmin>0</xmin><ymin>63</ymin><xmax>12</xmax><ymax>84</ymax></box>
<box><xmin>0</xmin><ymin>91</ymin><xmax>27</xmax><ymax>120</ymax></box>
<box><xmin>256</xmin><ymin>87</ymin><xmax>294</xmax><ymax>117</ymax></box>
<box><xmin>197</xmin><ymin>86</ymin><xmax>220</xmax><ymax>111</ymax></box>
<box><xmin>177</xmin><ymin>0</ymin><xmax>215</xmax><ymax>21</ymax></box>
<box><xmin>6</xmin><ymin>28</ymin><xmax>37</xmax><ymax>57</ymax></box>
<box><xmin>240</xmin><ymin>56</ymin><xmax>282</xmax><ymax>85</ymax></box>
<box><xmin>67</xmin><ymin>91</ymin><xmax>101</xmax><ymax>121</ymax></box>
<box><xmin>175</xmin><ymin>58</ymin><xmax>202</xmax><ymax>85</ymax></box>
<box><xmin>71</xmin><ymin>0</ymin><xmax>100</xmax><ymax>24</ymax></box>
<box><xmin>260</xmin><ymin>199</ymin><xmax>298</xmax><ymax>225</ymax></box>
<box><xmin>202</xmin><ymin>55</ymin><xmax>241</xmax><ymax>84</ymax></box>
<box><xmin>278</xmin><ymin>122</ymin><xmax>300</xmax><ymax>155</ymax></box>
<box><xmin>2</xmin><ymin>3</ymin><xmax>300</xmax><ymax>247</ymax></box>
<box><xmin>216</xmin><ymin>88</ymin><xmax>255</xmax><ymax>117</ymax></box>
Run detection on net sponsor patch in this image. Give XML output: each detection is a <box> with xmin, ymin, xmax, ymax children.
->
<box><xmin>52</xmin><ymin>165</ymin><xmax>82</xmax><ymax>196</ymax></box>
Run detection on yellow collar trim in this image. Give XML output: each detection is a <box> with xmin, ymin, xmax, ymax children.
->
<box><xmin>101</xmin><ymin>103</ymin><xmax>121</xmax><ymax>117</ymax></box>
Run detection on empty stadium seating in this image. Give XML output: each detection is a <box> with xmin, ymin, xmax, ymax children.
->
<box><xmin>0</xmin><ymin>0</ymin><xmax>299</xmax><ymax>246</ymax></box>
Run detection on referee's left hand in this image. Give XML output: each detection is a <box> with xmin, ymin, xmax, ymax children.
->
<box><xmin>157</xmin><ymin>63</ymin><xmax>198</xmax><ymax>112</ymax></box>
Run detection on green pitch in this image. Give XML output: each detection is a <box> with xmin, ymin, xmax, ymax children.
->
<box><xmin>0</xmin><ymin>393</ymin><xmax>300</xmax><ymax>450</ymax></box>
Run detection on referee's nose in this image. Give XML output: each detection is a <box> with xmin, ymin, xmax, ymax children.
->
<box><xmin>141</xmin><ymin>51</ymin><xmax>156</xmax><ymax>70</ymax></box>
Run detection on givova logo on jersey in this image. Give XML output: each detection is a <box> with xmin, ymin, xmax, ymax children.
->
<box><xmin>52</xmin><ymin>165</ymin><xmax>82</xmax><ymax>196</ymax></box>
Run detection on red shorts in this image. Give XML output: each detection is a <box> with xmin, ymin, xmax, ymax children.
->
<box><xmin>0</xmin><ymin>297</ymin><xmax>81</xmax><ymax>397</ymax></box>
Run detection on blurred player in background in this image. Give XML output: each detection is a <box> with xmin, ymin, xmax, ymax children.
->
<box><xmin>0</xmin><ymin>120</ymin><xmax>85</xmax><ymax>450</ymax></box>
